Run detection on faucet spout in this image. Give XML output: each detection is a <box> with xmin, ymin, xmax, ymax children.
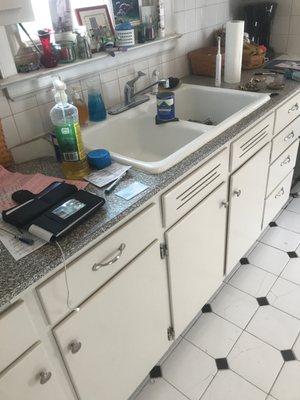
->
<box><xmin>124</xmin><ymin>71</ymin><xmax>146</xmax><ymax>105</ymax></box>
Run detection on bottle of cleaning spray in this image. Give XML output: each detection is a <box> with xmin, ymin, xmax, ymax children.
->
<box><xmin>215</xmin><ymin>36</ymin><xmax>222</xmax><ymax>87</ymax></box>
<box><xmin>50</xmin><ymin>77</ymin><xmax>89</xmax><ymax>179</ymax></box>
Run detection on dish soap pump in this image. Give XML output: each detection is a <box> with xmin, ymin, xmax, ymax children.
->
<box><xmin>215</xmin><ymin>36</ymin><xmax>222</xmax><ymax>87</ymax></box>
<box><xmin>50</xmin><ymin>77</ymin><xmax>90</xmax><ymax>179</ymax></box>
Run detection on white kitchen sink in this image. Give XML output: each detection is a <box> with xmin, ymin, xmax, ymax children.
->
<box><xmin>83</xmin><ymin>84</ymin><xmax>270</xmax><ymax>173</ymax></box>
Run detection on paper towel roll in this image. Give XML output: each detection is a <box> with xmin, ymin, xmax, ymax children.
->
<box><xmin>224</xmin><ymin>20</ymin><xmax>245</xmax><ymax>84</ymax></box>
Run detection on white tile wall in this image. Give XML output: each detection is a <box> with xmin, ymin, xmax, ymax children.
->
<box><xmin>1</xmin><ymin>0</ymin><xmax>238</xmax><ymax>163</ymax></box>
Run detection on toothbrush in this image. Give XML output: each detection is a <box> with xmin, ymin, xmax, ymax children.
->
<box><xmin>215</xmin><ymin>36</ymin><xmax>222</xmax><ymax>87</ymax></box>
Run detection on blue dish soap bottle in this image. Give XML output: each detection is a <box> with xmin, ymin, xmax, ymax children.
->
<box><xmin>88</xmin><ymin>88</ymin><xmax>107</xmax><ymax>122</ymax></box>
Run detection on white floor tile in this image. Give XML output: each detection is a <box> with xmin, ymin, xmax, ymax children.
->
<box><xmin>281</xmin><ymin>257</ymin><xmax>300</xmax><ymax>286</ymax></box>
<box><xmin>228</xmin><ymin>332</ymin><xmax>283</xmax><ymax>392</ymax></box>
<box><xmin>292</xmin><ymin>335</ymin><xmax>300</xmax><ymax>360</ymax></box>
<box><xmin>246</xmin><ymin>306</ymin><xmax>300</xmax><ymax>350</ymax></box>
<box><xmin>200</xmin><ymin>370</ymin><xmax>266</xmax><ymax>400</ymax></box>
<box><xmin>267</xmin><ymin>278</ymin><xmax>300</xmax><ymax>319</ymax></box>
<box><xmin>271</xmin><ymin>362</ymin><xmax>300</xmax><ymax>400</ymax></box>
<box><xmin>248</xmin><ymin>243</ymin><xmax>289</xmax><ymax>275</ymax></box>
<box><xmin>134</xmin><ymin>378</ymin><xmax>187</xmax><ymax>400</ymax></box>
<box><xmin>276</xmin><ymin>210</ymin><xmax>300</xmax><ymax>233</ymax></box>
<box><xmin>286</xmin><ymin>198</ymin><xmax>300</xmax><ymax>214</ymax></box>
<box><xmin>185</xmin><ymin>313</ymin><xmax>242</xmax><ymax>358</ymax></box>
<box><xmin>266</xmin><ymin>397</ymin><xmax>277</xmax><ymax>400</ymax></box>
<box><xmin>162</xmin><ymin>338</ymin><xmax>216</xmax><ymax>400</ymax></box>
<box><xmin>229</xmin><ymin>264</ymin><xmax>277</xmax><ymax>297</ymax></box>
<box><xmin>260</xmin><ymin>227</ymin><xmax>300</xmax><ymax>252</ymax></box>
<box><xmin>211</xmin><ymin>285</ymin><xmax>258</xmax><ymax>329</ymax></box>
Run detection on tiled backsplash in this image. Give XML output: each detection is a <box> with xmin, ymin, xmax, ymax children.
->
<box><xmin>1</xmin><ymin>0</ymin><xmax>238</xmax><ymax>164</ymax></box>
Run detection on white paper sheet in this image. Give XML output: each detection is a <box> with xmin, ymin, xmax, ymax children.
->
<box><xmin>0</xmin><ymin>218</ymin><xmax>45</xmax><ymax>261</ymax></box>
<box><xmin>85</xmin><ymin>162</ymin><xmax>131</xmax><ymax>188</ymax></box>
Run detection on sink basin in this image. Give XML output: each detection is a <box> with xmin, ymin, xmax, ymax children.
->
<box><xmin>83</xmin><ymin>84</ymin><xmax>270</xmax><ymax>173</ymax></box>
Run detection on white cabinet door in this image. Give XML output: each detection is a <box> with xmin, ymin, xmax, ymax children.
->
<box><xmin>165</xmin><ymin>183</ymin><xmax>228</xmax><ymax>336</ymax></box>
<box><xmin>0</xmin><ymin>343</ymin><xmax>65</xmax><ymax>400</ymax></box>
<box><xmin>226</xmin><ymin>143</ymin><xmax>271</xmax><ymax>274</ymax></box>
<box><xmin>54</xmin><ymin>241</ymin><xmax>170</xmax><ymax>400</ymax></box>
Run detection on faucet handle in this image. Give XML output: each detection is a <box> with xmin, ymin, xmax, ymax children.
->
<box><xmin>137</xmin><ymin>70</ymin><xmax>146</xmax><ymax>78</ymax></box>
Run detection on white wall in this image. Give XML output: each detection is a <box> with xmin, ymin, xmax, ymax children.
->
<box><xmin>1</xmin><ymin>0</ymin><xmax>239</xmax><ymax>164</ymax></box>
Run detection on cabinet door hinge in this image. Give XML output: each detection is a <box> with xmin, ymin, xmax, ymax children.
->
<box><xmin>167</xmin><ymin>326</ymin><xmax>175</xmax><ymax>341</ymax></box>
<box><xmin>160</xmin><ymin>243</ymin><xmax>168</xmax><ymax>259</ymax></box>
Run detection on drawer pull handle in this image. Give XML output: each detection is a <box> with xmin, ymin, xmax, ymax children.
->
<box><xmin>233</xmin><ymin>189</ymin><xmax>242</xmax><ymax>198</ymax></box>
<box><xmin>92</xmin><ymin>243</ymin><xmax>126</xmax><ymax>271</ymax></box>
<box><xmin>281</xmin><ymin>156</ymin><xmax>291</xmax><ymax>166</ymax></box>
<box><xmin>288</xmin><ymin>103</ymin><xmax>299</xmax><ymax>113</ymax></box>
<box><xmin>275</xmin><ymin>188</ymin><xmax>285</xmax><ymax>198</ymax></box>
<box><xmin>284</xmin><ymin>132</ymin><xmax>295</xmax><ymax>141</ymax></box>
<box><xmin>69</xmin><ymin>340</ymin><xmax>82</xmax><ymax>354</ymax></box>
<box><xmin>39</xmin><ymin>371</ymin><xmax>52</xmax><ymax>385</ymax></box>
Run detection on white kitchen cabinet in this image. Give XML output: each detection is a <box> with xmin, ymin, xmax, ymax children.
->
<box><xmin>53</xmin><ymin>241</ymin><xmax>170</xmax><ymax>400</ymax></box>
<box><xmin>0</xmin><ymin>342</ymin><xmax>65</xmax><ymax>400</ymax></box>
<box><xmin>226</xmin><ymin>143</ymin><xmax>271</xmax><ymax>274</ymax></box>
<box><xmin>165</xmin><ymin>182</ymin><xmax>228</xmax><ymax>336</ymax></box>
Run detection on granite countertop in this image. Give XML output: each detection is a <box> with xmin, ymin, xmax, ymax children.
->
<box><xmin>1</xmin><ymin>70</ymin><xmax>300</xmax><ymax>308</ymax></box>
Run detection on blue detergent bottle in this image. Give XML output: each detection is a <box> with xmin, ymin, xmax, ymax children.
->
<box><xmin>88</xmin><ymin>88</ymin><xmax>107</xmax><ymax>122</ymax></box>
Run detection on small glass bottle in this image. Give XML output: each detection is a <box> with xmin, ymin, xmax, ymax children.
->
<box><xmin>72</xmin><ymin>90</ymin><xmax>89</xmax><ymax>127</ymax></box>
<box><xmin>88</xmin><ymin>88</ymin><xmax>107</xmax><ymax>122</ymax></box>
<box><xmin>38</xmin><ymin>29</ymin><xmax>58</xmax><ymax>68</ymax></box>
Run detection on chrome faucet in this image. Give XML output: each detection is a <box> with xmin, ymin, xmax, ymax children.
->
<box><xmin>124</xmin><ymin>71</ymin><xmax>146</xmax><ymax>105</ymax></box>
<box><xmin>108</xmin><ymin>71</ymin><xmax>169</xmax><ymax>115</ymax></box>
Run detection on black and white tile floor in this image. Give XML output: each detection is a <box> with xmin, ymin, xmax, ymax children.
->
<box><xmin>134</xmin><ymin>197</ymin><xmax>300</xmax><ymax>400</ymax></box>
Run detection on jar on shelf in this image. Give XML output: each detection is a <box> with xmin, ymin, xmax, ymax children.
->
<box><xmin>38</xmin><ymin>29</ymin><xmax>58</xmax><ymax>68</ymax></box>
<box><xmin>115</xmin><ymin>22</ymin><xmax>135</xmax><ymax>47</ymax></box>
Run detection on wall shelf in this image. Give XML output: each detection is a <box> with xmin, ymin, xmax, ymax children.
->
<box><xmin>0</xmin><ymin>33</ymin><xmax>181</xmax><ymax>98</ymax></box>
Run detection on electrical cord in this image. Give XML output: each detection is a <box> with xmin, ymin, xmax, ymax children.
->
<box><xmin>54</xmin><ymin>241</ymin><xmax>80</xmax><ymax>313</ymax></box>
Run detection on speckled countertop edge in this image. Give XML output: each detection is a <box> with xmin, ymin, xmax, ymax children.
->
<box><xmin>1</xmin><ymin>70</ymin><xmax>299</xmax><ymax>308</ymax></box>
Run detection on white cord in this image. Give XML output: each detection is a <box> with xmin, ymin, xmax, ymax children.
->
<box><xmin>54</xmin><ymin>241</ymin><xmax>80</xmax><ymax>313</ymax></box>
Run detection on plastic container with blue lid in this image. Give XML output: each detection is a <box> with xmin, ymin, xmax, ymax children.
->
<box><xmin>87</xmin><ymin>149</ymin><xmax>112</xmax><ymax>170</ymax></box>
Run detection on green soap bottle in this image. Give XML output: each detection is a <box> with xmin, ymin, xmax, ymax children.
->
<box><xmin>50</xmin><ymin>77</ymin><xmax>89</xmax><ymax>179</ymax></box>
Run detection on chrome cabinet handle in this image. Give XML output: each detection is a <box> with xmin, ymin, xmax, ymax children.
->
<box><xmin>233</xmin><ymin>189</ymin><xmax>242</xmax><ymax>197</ymax></box>
<box><xmin>92</xmin><ymin>243</ymin><xmax>126</xmax><ymax>271</ymax></box>
<box><xmin>69</xmin><ymin>340</ymin><xmax>82</xmax><ymax>354</ymax></box>
<box><xmin>280</xmin><ymin>155</ymin><xmax>291</xmax><ymax>166</ymax></box>
<box><xmin>39</xmin><ymin>371</ymin><xmax>52</xmax><ymax>385</ymax></box>
<box><xmin>284</xmin><ymin>132</ymin><xmax>295</xmax><ymax>141</ymax></box>
<box><xmin>288</xmin><ymin>103</ymin><xmax>299</xmax><ymax>113</ymax></box>
<box><xmin>275</xmin><ymin>188</ymin><xmax>285</xmax><ymax>198</ymax></box>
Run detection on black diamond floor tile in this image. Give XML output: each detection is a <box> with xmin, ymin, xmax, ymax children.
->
<box><xmin>288</xmin><ymin>252</ymin><xmax>298</xmax><ymax>259</ymax></box>
<box><xmin>150</xmin><ymin>365</ymin><xmax>162</xmax><ymax>378</ymax></box>
<box><xmin>215</xmin><ymin>358</ymin><xmax>229</xmax><ymax>370</ymax></box>
<box><xmin>257</xmin><ymin>297</ymin><xmax>269</xmax><ymax>306</ymax></box>
<box><xmin>281</xmin><ymin>350</ymin><xmax>296</xmax><ymax>362</ymax></box>
<box><xmin>240</xmin><ymin>258</ymin><xmax>250</xmax><ymax>265</ymax></box>
<box><xmin>202</xmin><ymin>304</ymin><xmax>212</xmax><ymax>313</ymax></box>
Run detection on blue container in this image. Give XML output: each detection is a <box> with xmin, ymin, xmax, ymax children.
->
<box><xmin>157</xmin><ymin>92</ymin><xmax>175</xmax><ymax>121</ymax></box>
<box><xmin>87</xmin><ymin>149</ymin><xmax>111</xmax><ymax>170</ymax></box>
<box><xmin>88</xmin><ymin>89</ymin><xmax>107</xmax><ymax>122</ymax></box>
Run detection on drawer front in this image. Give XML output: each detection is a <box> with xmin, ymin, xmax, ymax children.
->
<box><xmin>267</xmin><ymin>139</ymin><xmax>299</xmax><ymax>196</ymax></box>
<box><xmin>263</xmin><ymin>171</ymin><xmax>294</xmax><ymax>229</ymax></box>
<box><xmin>271</xmin><ymin>117</ymin><xmax>300</xmax><ymax>163</ymax></box>
<box><xmin>162</xmin><ymin>148</ymin><xmax>229</xmax><ymax>228</ymax></box>
<box><xmin>0</xmin><ymin>342</ymin><xmax>65</xmax><ymax>400</ymax></box>
<box><xmin>275</xmin><ymin>92</ymin><xmax>300</xmax><ymax>134</ymax></box>
<box><xmin>231</xmin><ymin>113</ymin><xmax>274</xmax><ymax>171</ymax></box>
<box><xmin>0</xmin><ymin>301</ymin><xmax>38</xmax><ymax>373</ymax></box>
<box><xmin>37</xmin><ymin>203</ymin><xmax>160</xmax><ymax>325</ymax></box>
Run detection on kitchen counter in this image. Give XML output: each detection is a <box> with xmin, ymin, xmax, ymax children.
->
<box><xmin>1</xmin><ymin>69</ymin><xmax>299</xmax><ymax>308</ymax></box>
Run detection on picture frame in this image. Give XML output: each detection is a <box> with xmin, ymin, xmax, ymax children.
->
<box><xmin>75</xmin><ymin>5</ymin><xmax>115</xmax><ymax>36</ymax></box>
<box><xmin>111</xmin><ymin>0</ymin><xmax>142</xmax><ymax>26</ymax></box>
